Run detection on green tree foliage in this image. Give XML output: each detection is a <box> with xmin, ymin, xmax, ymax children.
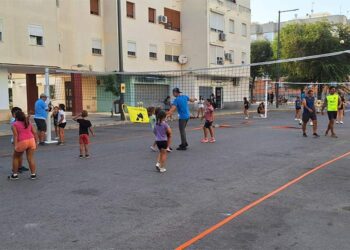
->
<box><xmin>273</xmin><ymin>21</ymin><xmax>350</xmax><ymax>83</ymax></box>
<box><xmin>98</xmin><ymin>74</ymin><xmax>120</xmax><ymax>97</ymax></box>
<box><xmin>250</xmin><ymin>40</ymin><xmax>274</xmax><ymax>99</ymax></box>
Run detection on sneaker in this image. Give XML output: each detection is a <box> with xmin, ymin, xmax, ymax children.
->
<box><xmin>159</xmin><ymin>168</ymin><xmax>167</xmax><ymax>173</ymax></box>
<box><xmin>331</xmin><ymin>134</ymin><xmax>338</xmax><ymax>138</ymax></box>
<box><xmin>85</xmin><ymin>155</ymin><xmax>90</xmax><ymax>159</ymax></box>
<box><xmin>59</xmin><ymin>142</ymin><xmax>64</xmax><ymax>146</ymax></box>
<box><xmin>54</xmin><ymin>137</ymin><xmax>59</xmax><ymax>140</ymax></box>
<box><xmin>19</xmin><ymin>166</ymin><xmax>29</xmax><ymax>172</ymax></box>
<box><xmin>340</xmin><ymin>121</ymin><xmax>344</xmax><ymax>124</ymax></box>
<box><xmin>30</xmin><ymin>174</ymin><xmax>36</xmax><ymax>180</ymax></box>
<box><xmin>303</xmin><ymin>133</ymin><xmax>308</xmax><ymax>137</ymax></box>
<box><xmin>309</xmin><ymin>122</ymin><xmax>313</xmax><ymax>126</ymax></box>
<box><xmin>294</xmin><ymin>118</ymin><xmax>298</xmax><ymax>121</ymax></box>
<box><xmin>155</xmin><ymin>162</ymin><xmax>160</xmax><ymax>172</ymax></box>
<box><xmin>166</xmin><ymin>147</ymin><xmax>173</xmax><ymax>152</ymax></box>
<box><xmin>79</xmin><ymin>155</ymin><xmax>84</xmax><ymax>159</ymax></box>
<box><xmin>313</xmin><ymin>133</ymin><xmax>320</xmax><ymax>138</ymax></box>
<box><xmin>201</xmin><ymin>138</ymin><xmax>209</xmax><ymax>143</ymax></box>
<box><xmin>39</xmin><ymin>142</ymin><xmax>46</xmax><ymax>146</ymax></box>
<box><xmin>8</xmin><ymin>174</ymin><xmax>19</xmax><ymax>180</ymax></box>
<box><xmin>245</xmin><ymin>117</ymin><xmax>249</xmax><ymax>120</ymax></box>
<box><xmin>336</xmin><ymin>121</ymin><xmax>339</xmax><ymax>124</ymax></box>
<box><xmin>209</xmin><ymin>138</ymin><xmax>216</xmax><ymax>143</ymax></box>
<box><xmin>176</xmin><ymin>146</ymin><xmax>187</xmax><ymax>151</ymax></box>
<box><xmin>150</xmin><ymin>146</ymin><xmax>157</xmax><ymax>152</ymax></box>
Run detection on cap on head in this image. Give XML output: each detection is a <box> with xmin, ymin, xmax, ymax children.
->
<box><xmin>172</xmin><ymin>88</ymin><xmax>182</xmax><ymax>94</ymax></box>
<box><xmin>40</xmin><ymin>93</ymin><xmax>47</xmax><ymax>98</ymax></box>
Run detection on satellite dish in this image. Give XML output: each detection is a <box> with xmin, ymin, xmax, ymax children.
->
<box><xmin>178</xmin><ymin>55</ymin><xmax>188</xmax><ymax>65</ymax></box>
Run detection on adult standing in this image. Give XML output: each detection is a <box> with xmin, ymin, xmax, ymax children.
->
<box><xmin>34</xmin><ymin>93</ymin><xmax>49</xmax><ymax>145</ymax></box>
<box><xmin>302</xmin><ymin>89</ymin><xmax>319</xmax><ymax>138</ymax></box>
<box><xmin>336</xmin><ymin>95</ymin><xmax>346</xmax><ymax>124</ymax></box>
<box><xmin>167</xmin><ymin>88</ymin><xmax>196</xmax><ymax>151</ymax></box>
<box><xmin>322</xmin><ymin>86</ymin><xmax>340</xmax><ymax>138</ymax></box>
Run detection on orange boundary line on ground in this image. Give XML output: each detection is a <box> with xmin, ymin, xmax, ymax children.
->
<box><xmin>175</xmin><ymin>150</ymin><xmax>350</xmax><ymax>250</ymax></box>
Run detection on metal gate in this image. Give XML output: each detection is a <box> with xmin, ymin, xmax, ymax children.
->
<box><xmin>134</xmin><ymin>84</ymin><xmax>170</xmax><ymax>108</ymax></box>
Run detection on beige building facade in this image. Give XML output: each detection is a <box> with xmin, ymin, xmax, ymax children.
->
<box><xmin>0</xmin><ymin>0</ymin><xmax>251</xmax><ymax>120</ymax></box>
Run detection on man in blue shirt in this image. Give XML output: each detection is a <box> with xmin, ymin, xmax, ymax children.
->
<box><xmin>34</xmin><ymin>93</ymin><xmax>49</xmax><ymax>145</ymax></box>
<box><xmin>167</xmin><ymin>88</ymin><xmax>196</xmax><ymax>151</ymax></box>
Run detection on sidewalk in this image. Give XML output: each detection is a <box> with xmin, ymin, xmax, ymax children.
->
<box><xmin>0</xmin><ymin>104</ymin><xmax>293</xmax><ymax>137</ymax></box>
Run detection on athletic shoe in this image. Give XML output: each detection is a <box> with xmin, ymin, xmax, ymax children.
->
<box><xmin>39</xmin><ymin>142</ymin><xmax>46</xmax><ymax>146</ymax></box>
<box><xmin>30</xmin><ymin>174</ymin><xmax>36</xmax><ymax>180</ymax></box>
<box><xmin>340</xmin><ymin>121</ymin><xmax>344</xmax><ymax>124</ymax></box>
<box><xmin>59</xmin><ymin>143</ymin><xmax>64</xmax><ymax>146</ymax></box>
<box><xmin>19</xmin><ymin>166</ymin><xmax>29</xmax><ymax>172</ymax></box>
<box><xmin>331</xmin><ymin>134</ymin><xmax>338</xmax><ymax>138</ymax></box>
<box><xmin>336</xmin><ymin>121</ymin><xmax>339</xmax><ymax>124</ymax></box>
<box><xmin>294</xmin><ymin>118</ymin><xmax>298</xmax><ymax>121</ymax></box>
<box><xmin>85</xmin><ymin>155</ymin><xmax>90</xmax><ymax>159</ymax></box>
<box><xmin>79</xmin><ymin>155</ymin><xmax>84</xmax><ymax>159</ymax></box>
<box><xmin>166</xmin><ymin>147</ymin><xmax>173</xmax><ymax>152</ymax></box>
<box><xmin>299</xmin><ymin>121</ymin><xmax>302</xmax><ymax>125</ymax></box>
<box><xmin>245</xmin><ymin>117</ymin><xmax>249</xmax><ymax>120</ymax></box>
<box><xmin>201</xmin><ymin>138</ymin><xmax>209</xmax><ymax>143</ymax></box>
<box><xmin>176</xmin><ymin>146</ymin><xmax>187</xmax><ymax>151</ymax></box>
<box><xmin>155</xmin><ymin>162</ymin><xmax>160</xmax><ymax>172</ymax></box>
<box><xmin>159</xmin><ymin>168</ymin><xmax>167</xmax><ymax>173</ymax></box>
<box><xmin>54</xmin><ymin>137</ymin><xmax>59</xmax><ymax>140</ymax></box>
<box><xmin>8</xmin><ymin>174</ymin><xmax>19</xmax><ymax>180</ymax></box>
<box><xmin>150</xmin><ymin>146</ymin><xmax>157</xmax><ymax>152</ymax></box>
<box><xmin>309</xmin><ymin>122</ymin><xmax>313</xmax><ymax>126</ymax></box>
<box><xmin>313</xmin><ymin>133</ymin><xmax>320</xmax><ymax>138</ymax></box>
<box><xmin>303</xmin><ymin>133</ymin><xmax>307</xmax><ymax>137</ymax></box>
<box><xmin>209</xmin><ymin>138</ymin><xmax>216</xmax><ymax>143</ymax></box>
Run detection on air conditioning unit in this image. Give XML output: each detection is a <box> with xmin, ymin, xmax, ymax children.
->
<box><xmin>219</xmin><ymin>32</ymin><xmax>226</xmax><ymax>41</ymax></box>
<box><xmin>158</xmin><ymin>15</ymin><xmax>168</xmax><ymax>24</ymax></box>
<box><xmin>217</xmin><ymin>57</ymin><xmax>224</xmax><ymax>65</ymax></box>
<box><xmin>225</xmin><ymin>53</ymin><xmax>232</xmax><ymax>61</ymax></box>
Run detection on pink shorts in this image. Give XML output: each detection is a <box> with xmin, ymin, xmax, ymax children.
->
<box><xmin>15</xmin><ymin>138</ymin><xmax>36</xmax><ymax>153</ymax></box>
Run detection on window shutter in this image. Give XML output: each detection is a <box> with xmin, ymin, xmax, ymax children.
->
<box><xmin>149</xmin><ymin>8</ymin><xmax>155</xmax><ymax>23</ymax></box>
<box><xmin>28</xmin><ymin>25</ymin><xmax>43</xmax><ymax>37</ymax></box>
<box><xmin>127</xmin><ymin>2</ymin><xmax>134</xmax><ymax>17</ymax></box>
<box><xmin>128</xmin><ymin>42</ymin><xmax>136</xmax><ymax>52</ymax></box>
<box><xmin>150</xmin><ymin>44</ymin><xmax>157</xmax><ymax>53</ymax></box>
<box><xmin>165</xmin><ymin>44</ymin><xmax>173</xmax><ymax>55</ymax></box>
<box><xmin>92</xmin><ymin>39</ymin><xmax>102</xmax><ymax>49</ymax></box>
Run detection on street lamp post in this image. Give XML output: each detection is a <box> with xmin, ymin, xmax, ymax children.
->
<box><xmin>276</xmin><ymin>8</ymin><xmax>299</xmax><ymax>108</ymax></box>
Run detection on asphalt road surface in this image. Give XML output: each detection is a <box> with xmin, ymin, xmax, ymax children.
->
<box><xmin>0</xmin><ymin>111</ymin><xmax>350</xmax><ymax>250</ymax></box>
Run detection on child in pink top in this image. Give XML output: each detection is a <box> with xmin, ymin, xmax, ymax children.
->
<box><xmin>9</xmin><ymin>111</ymin><xmax>38</xmax><ymax>180</ymax></box>
<box><xmin>201</xmin><ymin>99</ymin><xmax>215</xmax><ymax>143</ymax></box>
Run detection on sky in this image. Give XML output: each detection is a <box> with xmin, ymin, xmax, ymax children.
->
<box><xmin>251</xmin><ymin>0</ymin><xmax>350</xmax><ymax>23</ymax></box>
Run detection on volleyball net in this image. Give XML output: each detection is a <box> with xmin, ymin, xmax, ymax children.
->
<box><xmin>13</xmin><ymin>50</ymin><xmax>349</xmax><ymax>119</ymax></box>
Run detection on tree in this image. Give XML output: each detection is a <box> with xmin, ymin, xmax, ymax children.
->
<box><xmin>273</xmin><ymin>21</ymin><xmax>350</xmax><ymax>83</ymax></box>
<box><xmin>250</xmin><ymin>40</ymin><xmax>274</xmax><ymax>100</ymax></box>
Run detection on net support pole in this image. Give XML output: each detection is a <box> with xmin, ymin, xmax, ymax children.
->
<box><xmin>264</xmin><ymin>77</ymin><xmax>268</xmax><ymax>119</ymax></box>
<box><xmin>44</xmin><ymin>68</ymin><xmax>56</xmax><ymax>144</ymax></box>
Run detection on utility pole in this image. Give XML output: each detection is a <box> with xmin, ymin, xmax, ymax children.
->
<box><xmin>117</xmin><ymin>0</ymin><xmax>125</xmax><ymax>120</ymax></box>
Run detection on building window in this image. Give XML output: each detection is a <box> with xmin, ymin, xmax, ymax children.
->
<box><xmin>127</xmin><ymin>41</ymin><xmax>136</xmax><ymax>57</ymax></box>
<box><xmin>210</xmin><ymin>11</ymin><xmax>224</xmax><ymax>32</ymax></box>
<box><xmin>164</xmin><ymin>8</ymin><xmax>181</xmax><ymax>32</ymax></box>
<box><xmin>149</xmin><ymin>8</ymin><xmax>156</xmax><ymax>23</ymax></box>
<box><xmin>229</xmin><ymin>19</ymin><xmax>235</xmax><ymax>33</ymax></box>
<box><xmin>210</xmin><ymin>45</ymin><xmax>224</xmax><ymax>65</ymax></box>
<box><xmin>149</xmin><ymin>44</ymin><xmax>157</xmax><ymax>59</ymax></box>
<box><xmin>127</xmin><ymin>2</ymin><xmax>135</xmax><ymax>18</ymax></box>
<box><xmin>92</xmin><ymin>39</ymin><xmax>102</xmax><ymax>55</ymax></box>
<box><xmin>241</xmin><ymin>52</ymin><xmax>247</xmax><ymax>64</ymax></box>
<box><xmin>0</xmin><ymin>19</ymin><xmax>3</xmax><ymax>42</ymax></box>
<box><xmin>90</xmin><ymin>0</ymin><xmax>99</xmax><ymax>15</ymax></box>
<box><xmin>263</xmin><ymin>32</ymin><xmax>274</xmax><ymax>41</ymax></box>
<box><xmin>241</xmin><ymin>23</ymin><xmax>247</xmax><ymax>37</ymax></box>
<box><xmin>165</xmin><ymin>44</ymin><xmax>181</xmax><ymax>62</ymax></box>
<box><xmin>225</xmin><ymin>50</ymin><xmax>234</xmax><ymax>63</ymax></box>
<box><xmin>28</xmin><ymin>25</ymin><xmax>44</xmax><ymax>46</ymax></box>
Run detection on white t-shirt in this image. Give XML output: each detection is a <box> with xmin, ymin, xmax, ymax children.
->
<box><xmin>57</xmin><ymin>110</ymin><xmax>66</xmax><ymax>124</ymax></box>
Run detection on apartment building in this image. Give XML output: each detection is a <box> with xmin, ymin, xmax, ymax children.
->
<box><xmin>251</xmin><ymin>13</ymin><xmax>349</xmax><ymax>42</ymax></box>
<box><xmin>0</xmin><ymin>0</ymin><xmax>251</xmax><ymax>120</ymax></box>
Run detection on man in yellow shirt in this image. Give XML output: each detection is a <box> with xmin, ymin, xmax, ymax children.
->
<box><xmin>321</xmin><ymin>86</ymin><xmax>341</xmax><ymax>138</ymax></box>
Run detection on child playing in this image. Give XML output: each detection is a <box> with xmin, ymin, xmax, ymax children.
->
<box><xmin>243</xmin><ymin>97</ymin><xmax>250</xmax><ymax>120</ymax></box>
<box><xmin>201</xmin><ymin>99</ymin><xmax>215</xmax><ymax>143</ymax></box>
<box><xmin>51</xmin><ymin>106</ymin><xmax>59</xmax><ymax>140</ymax></box>
<box><xmin>148</xmin><ymin>107</ymin><xmax>157</xmax><ymax>152</ymax></box>
<box><xmin>154</xmin><ymin>110</ymin><xmax>172</xmax><ymax>173</ymax></box>
<box><xmin>295</xmin><ymin>96</ymin><xmax>302</xmax><ymax>125</ymax></box>
<box><xmin>57</xmin><ymin>104</ymin><xmax>67</xmax><ymax>145</ymax></box>
<box><xmin>73</xmin><ymin>110</ymin><xmax>94</xmax><ymax>158</ymax></box>
<box><xmin>10</xmin><ymin>107</ymin><xmax>29</xmax><ymax>173</ymax></box>
<box><xmin>8</xmin><ymin>111</ymin><xmax>38</xmax><ymax>180</ymax></box>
